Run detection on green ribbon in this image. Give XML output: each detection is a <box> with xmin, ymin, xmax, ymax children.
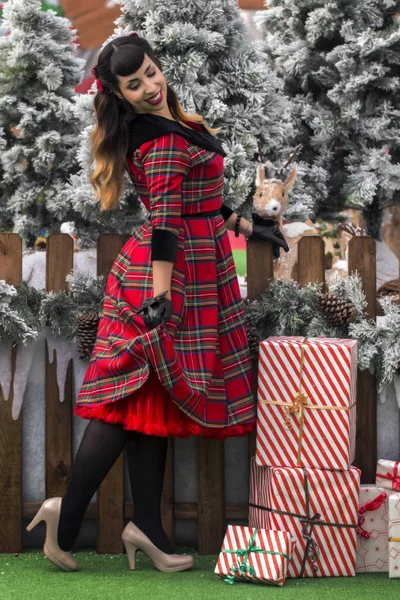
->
<box><xmin>249</xmin><ymin>470</ymin><xmax>357</xmax><ymax>577</ymax></box>
<box><xmin>221</xmin><ymin>528</ymin><xmax>291</xmax><ymax>584</ymax></box>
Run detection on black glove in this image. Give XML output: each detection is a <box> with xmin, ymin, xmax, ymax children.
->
<box><xmin>249</xmin><ymin>213</ymin><xmax>289</xmax><ymax>259</ymax></box>
<box><xmin>137</xmin><ymin>290</ymin><xmax>173</xmax><ymax>329</ymax></box>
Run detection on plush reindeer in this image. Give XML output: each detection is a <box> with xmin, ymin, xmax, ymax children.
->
<box><xmin>252</xmin><ymin>145</ymin><xmax>318</xmax><ymax>280</ymax></box>
<box><xmin>252</xmin><ymin>164</ymin><xmax>297</xmax><ymax>226</ymax></box>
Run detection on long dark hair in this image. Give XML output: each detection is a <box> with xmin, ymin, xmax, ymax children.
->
<box><xmin>91</xmin><ymin>34</ymin><xmax>216</xmax><ymax>210</ymax></box>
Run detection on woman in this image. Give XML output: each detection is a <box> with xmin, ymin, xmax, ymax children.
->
<box><xmin>26</xmin><ymin>33</ymin><xmax>288</xmax><ymax>573</ymax></box>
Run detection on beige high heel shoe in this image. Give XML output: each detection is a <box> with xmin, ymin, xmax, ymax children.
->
<box><xmin>122</xmin><ymin>522</ymin><xmax>193</xmax><ymax>572</ymax></box>
<box><xmin>26</xmin><ymin>497</ymin><xmax>78</xmax><ymax>572</ymax></box>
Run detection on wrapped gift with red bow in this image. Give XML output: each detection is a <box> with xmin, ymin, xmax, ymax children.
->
<box><xmin>376</xmin><ymin>459</ymin><xmax>400</xmax><ymax>492</ymax></box>
<box><xmin>256</xmin><ymin>337</ymin><xmax>357</xmax><ymax>471</ymax></box>
<box><xmin>249</xmin><ymin>458</ymin><xmax>360</xmax><ymax>578</ymax></box>
<box><xmin>214</xmin><ymin>525</ymin><xmax>293</xmax><ymax>586</ymax></box>
<box><xmin>356</xmin><ymin>485</ymin><xmax>388</xmax><ymax>572</ymax></box>
<box><xmin>388</xmin><ymin>492</ymin><xmax>400</xmax><ymax>578</ymax></box>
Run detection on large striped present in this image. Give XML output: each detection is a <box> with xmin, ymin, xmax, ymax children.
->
<box><xmin>214</xmin><ymin>525</ymin><xmax>293</xmax><ymax>585</ymax></box>
<box><xmin>356</xmin><ymin>485</ymin><xmax>388</xmax><ymax>573</ymax></box>
<box><xmin>256</xmin><ymin>336</ymin><xmax>357</xmax><ymax>470</ymax></box>
<box><xmin>388</xmin><ymin>492</ymin><xmax>400</xmax><ymax>578</ymax></box>
<box><xmin>249</xmin><ymin>458</ymin><xmax>361</xmax><ymax>578</ymax></box>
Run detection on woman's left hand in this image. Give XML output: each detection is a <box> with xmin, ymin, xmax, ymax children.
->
<box><xmin>137</xmin><ymin>291</ymin><xmax>173</xmax><ymax>329</ymax></box>
<box><xmin>249</xmin><ymin>213</ymin><xmax>289</xmax><ymax>258</ymax></box>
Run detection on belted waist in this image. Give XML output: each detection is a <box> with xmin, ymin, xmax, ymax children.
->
<box><xmin>181</xmin><ymin>209</ymin><xmax>221</xmax><ymax>219</ymax></box>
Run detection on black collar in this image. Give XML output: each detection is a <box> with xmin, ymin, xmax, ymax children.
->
<box><xmin>127</xmin><ymin>113</ymin><xmax>226</xmax><ymax>157</ymax></box>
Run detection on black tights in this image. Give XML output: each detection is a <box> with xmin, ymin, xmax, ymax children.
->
<box><xmin>57</xmin><ymin>419</ymin><xmax>174</xmax><ymax>554</ymax></box>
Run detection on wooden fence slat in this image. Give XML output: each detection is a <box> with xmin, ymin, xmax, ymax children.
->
<box><xmin>96</xmin><ymin>234</ymin><xmax>129</xmax><ymax>554</ymax></box>
<box><xmin>45</xmin><ymin>234</ymin><xmax>74</xmax><ymax>500</ymax></box>
<box><xmin>348</xmin><ymin>237</ymin><xmax>377</xmax><ymax>483</ymax></box>
<box><xmin>197</xmin><ymin>438</ymin><xmax>225</xmax><ymax>554</ymax></box>
<box><xmin>0</xmin><ymin>234</ymin><xmax>23</xmax><ymax>553</ymax></box>
<box><xmin>246</xmin><ymin>241</ymin><xmax>274</xmax><ymax>473</ymax></box>
<box><xmin>298</xmin><ymin>236</ymin><xmax>325</xmax><ymax>287</ymax></box>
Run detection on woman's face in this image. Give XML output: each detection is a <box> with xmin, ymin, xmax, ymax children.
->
<box><xmin>117</xmin><ymin>54</ymin><xmax>170</xmax><ymax>117</ymax></box>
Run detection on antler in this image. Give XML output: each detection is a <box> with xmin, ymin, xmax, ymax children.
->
<box><xmin>337</xmin><ymin>222</ymin><xmax>366</xmax><ymax>236</ymax></box>
<box><xmin>257</xmin><ymin>139</ymin><xmax>268</xmax><ymax>178</ymax></box>
<box><xmin>278</xmin><ymin>144</ymin><xmax>302</xmax><ymax>179</ymax></box>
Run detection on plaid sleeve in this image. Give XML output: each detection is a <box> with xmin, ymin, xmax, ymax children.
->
<box><xmin>140</xmin><ymin>133</ymin><xmax>191</xmax><ymax>262</ymax></box>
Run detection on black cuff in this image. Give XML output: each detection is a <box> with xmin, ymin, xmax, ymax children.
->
<box><xmin>151</xmin><ymin>228</ymin><xmax>178</xmax><ymax>262</ymax></box>
<box><xmin>220</xmin><ymin>204</ymin><xmax>234</xmax><ymax>221</ymax></box>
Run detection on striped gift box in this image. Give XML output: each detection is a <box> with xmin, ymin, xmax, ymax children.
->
<box><xmin>388</xmin><ymin>492</ymin><xmax>400</xmax><ymax>578</ymax></box>
<box><xmin>256</xmin><ymin>336</ymin><xmax>357</xmax><ymax>470</ymax></box>
<box><xmin>214</xmin><ymin>525</ymin><xmax>293</xmax><ymax>585</ymax></box>
<box><xmin>249</xmin><ymin>458</ymin><xmax>360</xmax><ymax>578</ymax></box>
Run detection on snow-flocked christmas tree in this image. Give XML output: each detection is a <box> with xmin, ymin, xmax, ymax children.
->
<box><xmin>255</xmin><ymin>0</ymin><xmax>400</xmax><ymax>236</ymax></box>
<box><xmin>0</xmin><ymin>0</ymin><xmax>86</xmax><ymax>246</ymax></box>
<box><xmin>72</xmin><ymin>0</ymin><xmax>310</xmax><ymax>221</ymax></box>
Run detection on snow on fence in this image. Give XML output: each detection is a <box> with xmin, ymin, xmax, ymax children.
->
<box><xmin>0</xmin><ymin>233</ymin><xmax>377</xmax><ymax>555</ymax></box>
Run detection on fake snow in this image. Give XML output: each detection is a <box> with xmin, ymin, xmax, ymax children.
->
<box><xmin>1</xmin><ymin>327</ymin><xmax>89</xmax><ymax>418</ymax></box>
<box><xmin>282</xmin><ymin>221</ymin><xmax>314</xmax><ymax>239</ymax></box>
<box><xmin>12</xmin><ymin>341</ymin><xmax>36</xmax><ymax>420</ymax></box>
<box><xmin>23</xmin><ymin>248</ymin><xmax>97</xmax><ymax>290</ymax></box>
<box><xmin>46</xmin><ymin>332</ymin><xmax>79</xmax><ymax>404</ymax></box>
<box><xmin>394</xmin><ymin>375</ymin><xmax>400</xmax><ymax>411</ymax></box>
<box><xmin>0</xmin><ymin>338</ymin><xmax>13</xmax><ymax>402</ymax></box>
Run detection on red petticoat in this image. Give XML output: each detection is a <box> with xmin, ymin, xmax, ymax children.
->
<box><xmin>74</xmin><ymin>368</ymin><xmax>256</xmax><ymax>439</ymax></box>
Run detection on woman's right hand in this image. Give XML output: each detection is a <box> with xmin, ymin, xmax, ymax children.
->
<box><xmin>137</xmin><ymin>291</ymin><xmax>173</xmax><ymax>329</ymax></box>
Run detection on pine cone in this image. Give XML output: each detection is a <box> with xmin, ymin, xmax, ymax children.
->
<box><xmin>246</xmin><ymin>326</ymin><xmax>261</xmax><ymax>360</ymax></box>
<box><xmin>76</xmin><ymin>312</ymin><xmax>100</xmax><ymax>360</ymax></box>
<box><xmin>317</xmin><ymin>292</ymin><xmax>357</xmax><ymax>327</ymax></box>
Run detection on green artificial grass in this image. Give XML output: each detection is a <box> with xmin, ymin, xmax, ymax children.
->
<box><xmin>1</xmin><ymin>549</ymin><xmax>400</xmax><ymax>600</ymax></box>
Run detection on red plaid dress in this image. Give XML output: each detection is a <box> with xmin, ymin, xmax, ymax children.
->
<box><xmin>74</xmin><ymin>117</ymin><xmax>256</xmax><ymax>438</ymax></box>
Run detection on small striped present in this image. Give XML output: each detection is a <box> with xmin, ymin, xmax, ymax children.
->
<box><xmin>249</xmin><ymin>458</ymin><xmax>361</xmax><ymax>578</ymax></box>
<box><xmin>256</xmin><ymin>336</ymin><xmax>357</xmax><ymax>471</ymax></box>
<box><xmin>215</xmin><ymin>525</ymin><xmax>293</xmax><ymax>586</ymax></box>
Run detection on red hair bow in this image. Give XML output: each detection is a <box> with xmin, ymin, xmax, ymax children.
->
<box><xmin>91</xmin><ymin>66</ymin><xmax>104</xmax><ymax>93</ymax></box>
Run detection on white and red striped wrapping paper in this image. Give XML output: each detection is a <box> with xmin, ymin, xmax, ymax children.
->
<box><xmin>249</xmin><ymin>458</ymin><xmax>361</xmax><ymax>578</ymax></box>
<box><xmin>376</xmin><ymin>459</ymin><xmax>400</xmax><ymax>492</ymax></box>
<box><xmin>388</xmin><ymin>492</ymin><xmax>400</xmax><ymax>578</ymax></box>
<box><xmin>214</xmin><ymin>525</ymin><xmax>293</xmax><ymax>586</ymax></box>
<box><xmin>356</xmin><ymin>485</ymin><xmax>388</xmax><ymax>573</ymax></box>
<box><xmin>256</xmin><ymin>336</ymin><xmax>357</xmax><ymax>470</ymax></box>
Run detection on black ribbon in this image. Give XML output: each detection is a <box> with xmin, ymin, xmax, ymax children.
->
<box><xmin>249</xmin><ymin>470</ymin><xmax>357</xmax><ymax>577</ymax></box>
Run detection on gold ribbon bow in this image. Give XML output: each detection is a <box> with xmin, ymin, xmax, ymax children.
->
<box><xmin>260</xmin><ymin>337</ymin><xmax>355</xmax><ymax>466</ymax></box>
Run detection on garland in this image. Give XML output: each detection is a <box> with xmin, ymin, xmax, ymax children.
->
<box><xmin>0</xmin><ymin>270</ymin><xmax>105</xmax><ymax>345</ymax></box>
<box><xmin>1</xmin><ymin>271</ymin><xmax>399</xmax><ymax>390</ymax></box>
